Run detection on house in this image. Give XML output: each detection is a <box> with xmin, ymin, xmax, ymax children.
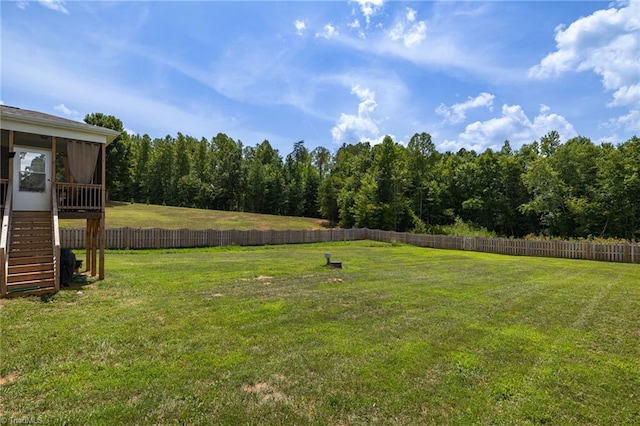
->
<box><xmin>0</xmin><ymin>105</ymin><xmax>120</xmax><ymax>297</ymax></box>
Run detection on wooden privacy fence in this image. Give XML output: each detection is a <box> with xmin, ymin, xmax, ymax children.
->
<box><xmin>60</xmin><ymin>227</ymin><xmax>640</xmax><ymax>264</ymax></box>
<box><xmin>366</xmin><ymin>230</ymin><xmax>640</xmax><ymax>264</ymax></box>
<box><xmin>61</xmin><ymin>228</ymin><xmax>367</xmax><ymax>250</ymax></box>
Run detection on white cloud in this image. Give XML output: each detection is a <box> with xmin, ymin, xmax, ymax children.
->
<box><xmin>529</xmin><ymin>2</ymin><xmax>640</xmax><ymax>87</ymax></box>
<box><xmin>348</xmin><ymin>19</ymin><xmax>366</xmax><ymax>39</ymax></box>
<box><xmin>529</xmin><ymin>0</ymin><xmax>640</xmax><ymax>112</ymax></box>
<box><xmin>388</xmin><ymin>8</ymin><xmax>427</xmax><ymax>48</ymax></box>
<box><xmin>316</xmin><ymin>23</ymin><xmax>339</xmax><ymax>39</ymax></box>
<box><xmin>331</xmin><ymin>85</ymin><xmax>380</xmax><ymax>143</ymax></box>
<box><xmin>294</xmin><ymin>20</ymin><xmax>307</xmax><ymax>36</ymax></box>
<box><xmin>443</xmin><ymin>104</ymin><xmax>578</xmax><ymax>152</ymax></box>
<box><xmin>436</xmin><ymin>92</ymin><xmax>495</xmax><ymax>124</ymax></box>
<box><xmin>38</xmin><ymin>0</ymin><xmax>68</xmax><ymax>14</ymax></box>
<box><xmin>16</xmin><ymin>1</ymin><xmax>28</xmax><ymax>10</ymax></box>
<box><xmin>54</xmin><ymin>103</ymin><xmax>80</xmax><ymax>118</ymax></box>
<box><xmin>406</xmin><ymin>7</ymin><xmax>417</xmax><ymax>23</ymax></box>
<box><xmin>352</xmin><ymin>0</ymin><xmax>385</xmax><ymax>27</ymax></box>
<box><xmin>604</xmin><ymin>109</ymin><xmax>640</xmax><ymax>132</ymax></box>
<box><xmin>403</xmin><ymin>21</ymin><xmax>427</xmax><ymax>48</ymax></box>
<box><xmin>608</xmin><ymin>84</ymin><xmax>640</xmax><ymax>107</ymax></box>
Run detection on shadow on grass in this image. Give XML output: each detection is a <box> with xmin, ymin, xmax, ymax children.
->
<box><xmin>38</xmin><ymin>277</ymin><xmax>96</xmax><ymax>302</ymax></box>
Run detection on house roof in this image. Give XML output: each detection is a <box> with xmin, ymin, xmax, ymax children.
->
<box><xmin>0</xmin><ymin>105</ymin><xmax>121</xmax><ymax>145</ymax></box>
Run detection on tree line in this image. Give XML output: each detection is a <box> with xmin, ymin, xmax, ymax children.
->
<box><xmin>85</xmin><ymin>113</ymin><xmax>640</xmax><ymax>241</ymax></box>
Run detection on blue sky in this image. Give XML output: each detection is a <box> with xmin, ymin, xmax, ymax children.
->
<box><xmin>2</xmin><ymin>0</ymin><xmax>638</xmax><ymax>154</ymax></box>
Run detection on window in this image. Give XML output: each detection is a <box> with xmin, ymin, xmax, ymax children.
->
<box><xmin>19</xmin><ymin>151</ymin><xmax>46</xmax><ymax>192</ymax></box>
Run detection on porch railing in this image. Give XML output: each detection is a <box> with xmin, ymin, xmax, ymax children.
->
<box><xmin>0</xmin><ymin>185</ymin><xmax>13</xmax><ymax>298</ymax></box>
<box><xmin>52</xmin><ymin>184</ymin><xmax>61</xmax><ymax>292</ymax></box>
<box><xmin>55</xmin><ymin>183</ymin><xmax>103</xmax><ymax>212</ymax></box>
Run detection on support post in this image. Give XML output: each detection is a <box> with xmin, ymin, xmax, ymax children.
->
<box><xmin>91</xmin><ymin>219</ymin><xmax>98</xmax><ymax>277</ymax></box>
<box><xmin>99</xmin><ymin>215</ymin><xmax>105</xmax><ymax>279</ymax></box>
<box><xmin>100</xmin><ymin>143</ymin><xmax>106</xmax><ymax>279</ymax></box>
<box><xmin>51</xmin><ymin>137</ymin><xmax>57</xmax><ymax>182</ymax></box>
<box><xmin>8</xmin><ymin>131</ymin><xmax>14</xmax><ymax>181</ymax></box>
<box><xmin>86</xmin><ymin>219</ymin><xmax>92</xmax><ymax>273</ymax></box>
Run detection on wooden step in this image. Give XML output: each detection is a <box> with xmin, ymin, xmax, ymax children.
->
<box><xmin>9</xmin><ymin>255</ymin><xmax>53</xmax><ymax>266</ymax></box>
<box><xmin>11</xmin><ymin>226</ymin><xmax>52</xmax><ymax>232</ymax></box>
<box><xmin>6</xmin><ymin>288</ymin><xmax>56</xmax><ymax>298</ymax></box>
<box><xmin>8</xmin><ymin>270</ymin><xmax>54</xmax><ymax>283</ymax></box>
<box><xmin>6</xmin><ymin>278</ymin><xmax>56</xmax><ymax>291</ymax></box>
<box><xmin>11</xmin><ymin>219</ymin><xmax>52</xmax><ymax>226</ymax></box>
<box><xmin>12</xmin><ymin>214</ymin><xmax>51</xmax><ymax>220</ymax></box>
<box><xmin>7</xmin><ymin>288</ymin><xmax>57</xmax><ymax>298</ymax></box>
<box><xmin>11</xmin><ymin>236</ymin><xmax>52</xmax><ymax>243</ymax></box>
<box><xmin>10</xmin><ymin>241</ymin><xmax>52</xmax><ymax>251</ymax></box>
<box><xmin>10</xmin><ymin>244</ymin><xmax>52</xmax><ymax>253</ymax></box>
<box><xmin>8</xmin><ymin>248</ymin><xmax>53</xmax><ymax>258</ymax></box>
<box><xmin>8</xmin><ymin>262</ymin><xmax>54</xmax><ymax>275</ymax></box>
<box><xmin>11</xmin><ymin>224</ymin><xmax>51</xmax><ymax>231</ymax></box>
<box><xmin>6</xmin><ymin>282</ymin><xmax>57</xmax><ymax>298</ymax></box>
<box><xmin>12</xmin><ymin>211</ymin><xmax>51</xmax><ymax>218</ymax></box>
<box><xmin>11</xmin><ymin>227</ymin><xmax>52</xmax><ymax>239</ymax></box>
<box><xmin>11</xmin><ymin>217</ymin><xmax>51</xmax><ymax>224</ymax></box>
<box><xmin>11</xmin><ymin>224</ymin><xmax>51</xmax><ymax>229</ymax></box>
<box><xmin>10</xmin><ymin>236</ymin><xmax>52</xmax><ymax>244</ymax></box>
<box><xmin>11</xmin><ymin>229</ymin><xmax>51</xmax><ymax>236</ymax></box>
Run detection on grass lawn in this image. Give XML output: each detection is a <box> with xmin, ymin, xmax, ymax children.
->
<box><xmin>60</xmin><ymin>202</ymin><xmax>328</xmax><ymax>230</ymax></box>
<box><xmin>1</xmin><ymin>241</ymin><xmax>638</xmax><ymax>425</ymax></box>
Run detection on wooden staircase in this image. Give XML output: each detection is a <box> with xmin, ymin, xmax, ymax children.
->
<box><xmin>5</xmin><ymin>211</ymin><xmax>57</xmax><ymax>297</ymax></box>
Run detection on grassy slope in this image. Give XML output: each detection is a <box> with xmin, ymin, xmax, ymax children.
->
<box><xmin>59</xmin><ymin>202</ymin><xmax>328</xmax><ymax>230</ymax></box>
<box><xmin>1</xmin><ymin>242</ymin><xmax>639</xmax><ymax>424</ymax></box>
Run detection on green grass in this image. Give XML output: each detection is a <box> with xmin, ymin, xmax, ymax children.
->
<box><xmin>1</xmin><ymin>242</ymin><xmax>639</xmax><ymax>425</ymax></box>
<box><xmin>59</xmin><ymin>202</ymin><xmax>329</xmax><ymax>230</ymax></box>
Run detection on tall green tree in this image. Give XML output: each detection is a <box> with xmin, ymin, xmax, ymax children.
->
<box><xmin>173</xmin><ymin>133</ymin><xmax>196</xmax><ymax>207</ymax></box>
<box><xmin>210</xmin><ymin>133</ymin><xmax>245</xmax><ymax>211</ymax></box>
<box><xmin>331</xmin><ymin>142</ymin><xmax>373</xmax><ymax>228</ymax></box>
<box><xmin>407</xmin><ymin>132</ymin><xmax>437</xmax><ymax>223</ymax></box>
<box><xmin>147</xmin><ymin>135</ymin><xmax>175</xmax><ymax>205</ymax></box>
<box><xmin>597</xmin><ymin>136</ymin><xmax>640</xmax><ymax>239</ymax></box>
<box><xmin>284</xmin><ymin>141</ymin><xmax>316</xmax><ymax>216</ymax></box>
<box><xmin>371</xmin><ymin>136</ymin><xmax>412</xmax><ymax>231</ymax></box>
<box><xmin>131</xmin><ymin>133</ymin><xmax>152</xmax><ymax>203</ymax></box>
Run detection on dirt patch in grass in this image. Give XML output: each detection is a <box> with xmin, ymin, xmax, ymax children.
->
<box><xmin>0</xmin><ymin>371</ymin><xmax>19</xmax><ymax>386</ymax></box>
<box><xmin>242</xmin><ymin>381</ymin><xmax>286</xmax><ymax>403</ymax></box>
<box><xmin>240</xmin><ymin>275</ymin><xmax>274</xmax><ymax>283</ymax></box>
<box><xmin>242</xmin><ymin>382</ymin><xmax>272</xmax><ymax>393</ymax></box>
<box><xmin>256</xmin><ymin>275</ymin><xmax>274</xmax><ymax>281</ymax></box>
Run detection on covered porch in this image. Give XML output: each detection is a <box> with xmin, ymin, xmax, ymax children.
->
<box><xmin>0</xmin><ymin>105</ymin><xmax>119</xmax><ymax>297</ymax></box>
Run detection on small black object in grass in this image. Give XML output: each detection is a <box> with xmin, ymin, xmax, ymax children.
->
<box><xmin>324</xmin><ymin>253</ymin><xmax>342</xmax><ymax>268</ymax></box>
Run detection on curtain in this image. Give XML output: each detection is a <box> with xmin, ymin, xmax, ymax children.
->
<box><xmin>67</xmin><ymin>140</ymin><xmax>100</xmax><ymax>184</ymax></box>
